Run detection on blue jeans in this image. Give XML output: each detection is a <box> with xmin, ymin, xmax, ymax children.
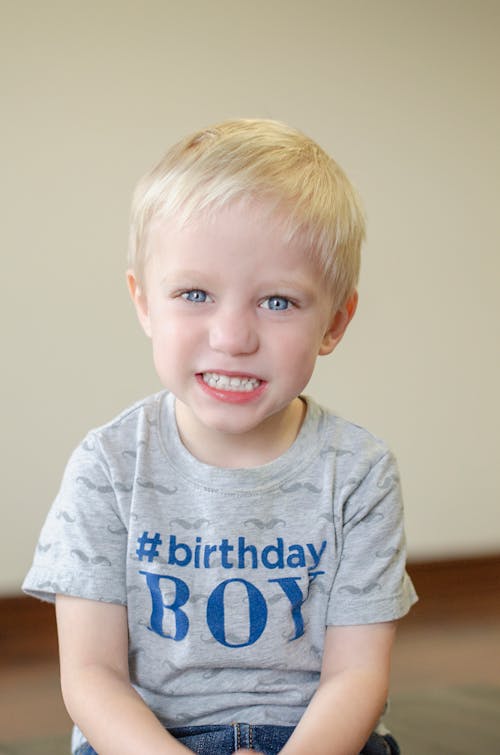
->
<box><xmin>75</xmin><ymin>723</ymin><xmax>400</xmax><ymax>754</ymax></box>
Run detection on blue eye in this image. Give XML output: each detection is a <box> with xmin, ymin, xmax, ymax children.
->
<box><xmin>261</xmin><ymin>296</ymin><xmax>291</xmax><ymax>311</ymax></box>
<box><xmin>182</xmin><ymin>289</ymin><xmax>208</xmax><ymax>303</ymax></box>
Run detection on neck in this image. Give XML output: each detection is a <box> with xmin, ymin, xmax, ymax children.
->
<box><xmin>175</xmin><ymin>397</ymin><xmax>306</xmax><ymax>468</ymax></box>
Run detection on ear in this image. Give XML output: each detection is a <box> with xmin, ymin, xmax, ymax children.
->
<box><xmin>127</xmin><ymin>270</ymin><xmax>152</xmax><ymax>338</ymax></box>
<box><xmin>318</xmin><ymin>290</ymin><xmax>358</xmax><ymax>356</ymax></box>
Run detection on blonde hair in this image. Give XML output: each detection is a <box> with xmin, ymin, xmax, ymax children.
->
<box><xmin>129</xmin><ymin>119</ymin><xmax>365</xmax><ymax>308</ymax></box>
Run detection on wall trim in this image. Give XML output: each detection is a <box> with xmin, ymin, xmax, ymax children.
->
<box><xmin>2</xmin><ymin>554</ymin><xmax>499</xmax><ymax>664</ymax></box>
<box><xmin>1</xmin><ymin>595</ymin><xmax>58</xmax><ymax>664</ymax></box>
<box><xmin>404</xmin><ymin>553</ymin><xmax>500</xmax><ymax>625</ymax></box>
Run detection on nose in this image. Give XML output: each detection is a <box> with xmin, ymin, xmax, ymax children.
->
<box><xmin>208</xmin><ymin>305</ymin><xmax>259</xmax><ymax>356</ymax></box>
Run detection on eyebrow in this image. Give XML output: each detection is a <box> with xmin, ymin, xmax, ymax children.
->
<box><xmin>159</xmin><ymin>270</ymin><xmax>319</xmax><ymax>301</ymax></box>
<box><xmin>159</xmin><ymin>270</ymin><xmax>209</xmax><ymax>286</ymax></box>
<box><xmin>266</xmin><ymin>277</ymin><xmax>318</xmax><ymax>301</ymax></box>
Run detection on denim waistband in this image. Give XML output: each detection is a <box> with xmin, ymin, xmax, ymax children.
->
<box><xmin>169</xmin><ymin>723</ymin><xmax>295</xmax><ymax>754</ymax></box>
<box><xmin>75</xmin><ymin>722</ymin><xmax>399</xmax><ymax>754</ymax></box>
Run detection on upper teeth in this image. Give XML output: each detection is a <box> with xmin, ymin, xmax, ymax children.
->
<box><xmin>203</xmin><ymin>372</ymin><xmax>261</xmax><ymax>391</ymax></box>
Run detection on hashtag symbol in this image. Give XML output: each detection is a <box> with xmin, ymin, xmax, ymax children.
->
<box><xmin>136</xmin><ymin>531</ymin><xmax>162</xmax><ymax>562</ymax></box>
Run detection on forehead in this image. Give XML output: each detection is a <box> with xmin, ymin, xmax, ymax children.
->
<box><xmin>145</xmin><ymin>199</ymin><xmax>320</xmax><ymax>274</ymax></box>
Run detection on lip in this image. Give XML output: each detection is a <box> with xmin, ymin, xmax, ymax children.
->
<box><xmin>196</xmin><ymin>372</ymin><xmax>267</xmax><ymax>404</ymax></box>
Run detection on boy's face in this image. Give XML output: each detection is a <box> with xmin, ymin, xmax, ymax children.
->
<box><xmin>129</xmin><ymin>201</ymin><xmax>355</xmax><ymax>463</ymax></box>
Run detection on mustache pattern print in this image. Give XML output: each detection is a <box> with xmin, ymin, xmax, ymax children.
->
<box><xmin>243</xmin><ymin>518</ymin><xmax>286</xmax><ymax>529</ymax></box>
<box><xmin>280</xmin><ymin>482</ymin><xmax>321</xmax><ymax>494</ymax></box>
<box><xmin>76</xmin><ymin>476</ymin><xmax>132</xmax><ymax>494</ymax></box>
<box><xmin>55</xmin><ymin>510</ymin><xmax>75</xmax><ymax>523</ymax></box>
<box><xmin>168</xmin><ymin>518</ymin><xmax>211</xmax><ymax>529</ymax></box>
<box><xmin>137</xmin><ymin>479</ymin><xmax>177</xmax><ymax>495</ymax></box>
<box><xmin>37</xmin><ymin>580</ymin><xmax>62</xmax><ymax>592</ymax></box>
<box><xmin>108</xmin><ymin>524</ymin><xmax>128</xmax><ymax>535</ymax></box>
<box><xmin>36</xmin><ymin>542</ymin><xmax>53</xmax><ymax>552</ymax></box>
<box><xmin>378</xmin><ymin>474</ymin><xmax>399</xmax><ymax>490</ymax></box>
<box><xmin>320</xmin><ymin>446</ymin><xmax>354</xmax><ymax>458</ymax></box>
<box><xmin>339</xmin><ymin>583</ymin><xmax>381</xmax><ymax>595</ymax></box>
<box><xmin>70</xmin><ymin>550</ymin><xmax>112</xmax><ymax>566</ymax></box>
<box><xmin>122</xmin><ymin>440</ymin><xmax>147</xmax><ymax>459</ymax></box>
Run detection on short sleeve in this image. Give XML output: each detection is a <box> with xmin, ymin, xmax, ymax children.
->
<box><xmin>327</xmin><ymin>450</ymin><xmax>417</xmax><ymax>625</ymax></box>
<box><xmin>22</xmin><ymin>434</ymin><xmax>128</xmax><ymax>605</ymax></box>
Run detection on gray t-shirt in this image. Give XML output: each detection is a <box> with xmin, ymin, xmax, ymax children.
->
<box><xmin>23</xmin><ymin>391</ymin><xmax>417</xmax><ymax>745</ymax></box>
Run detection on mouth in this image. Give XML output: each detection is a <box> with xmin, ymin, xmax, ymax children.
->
<box><xmin>201</xmin><ymin>372</ymin><xmax>262</xmax><ymax>393</ymax></box>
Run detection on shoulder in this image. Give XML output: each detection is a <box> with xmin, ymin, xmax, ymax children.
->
<box><xmin>91</xmin><ymin>390</ymin><xmax>166</xmax><ymax>437</ymax></box>
<box><xmin>305</xmin><ymin>396</ymin><xmax>392</xmax><ymax>466</ymax></box>
<box><xmin>83</xmin><ymin>391</ymin><xmax>167</xmax><ymax>453</ymax></box>
<box><xmin>302</xmin><ymin>397</ymin><xmax>400</xmax><ymax>505</ymax></box>
<box><xmin>63</xmin><ymin>391</ymin><xmax>170</xmax><ymax>482</ymax></box>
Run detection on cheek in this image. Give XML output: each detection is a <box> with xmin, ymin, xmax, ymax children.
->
<box><xmin>278</xmin><ymin>336</ymin><xmax>321</xmax><ymax>385</ymax></box>
<box><xmin>149</xmin><ymin>316</ymin><xmax>199</xmax><ymax>364</ymax></box>
<box><xmin>280</xmin><ymin>324</ymin><xmax>325</xmax><ymax>359</ymax></box>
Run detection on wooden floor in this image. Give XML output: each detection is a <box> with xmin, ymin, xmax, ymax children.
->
<box><xmin>1</xmin><ymin>619</ymin><xmax>500</xmax><ymax>746</ymax></box>
<box><xmin>1</xmin><ymin>556</ymin><xmax>500</xmax><ymax>753</ymax></box>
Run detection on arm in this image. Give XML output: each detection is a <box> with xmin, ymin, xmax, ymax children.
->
<box><xmin>56</xmin><ymin>595</ymin><xmax>192</xmax><ymax>755</ymax></box>
<box><xmin>278</xmin><ymin>621</ymin><xmax>396</xmax><ymax>755</ymax></box>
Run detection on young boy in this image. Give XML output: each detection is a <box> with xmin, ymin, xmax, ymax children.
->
<box><xmin>23</xmin><ymin>119</ymin><xmax>417</xmax><ymax>755</ymax></box>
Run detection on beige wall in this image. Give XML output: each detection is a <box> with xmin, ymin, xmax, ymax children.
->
<box><xmin>2</xmin><ymin>0</ymin><xmax>499</xmax><ymax>594</ymax></box>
